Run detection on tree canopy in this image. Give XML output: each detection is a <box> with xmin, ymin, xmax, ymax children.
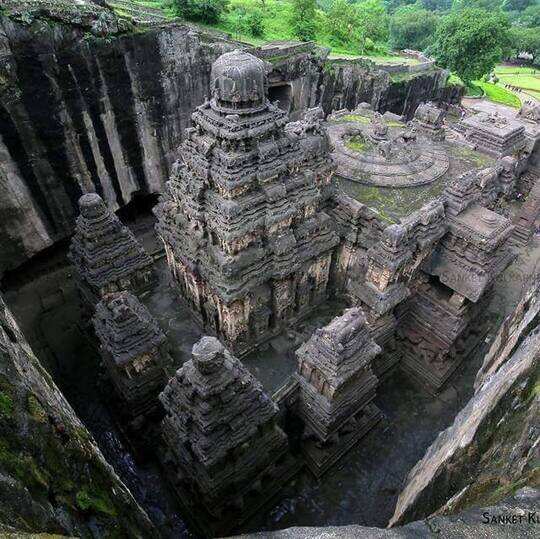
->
<box><xmin>291</xmin><ymin>0</ymin><xmax>318</xmax><ymax>41</ymax></box>
<box><xmin>171</xmin><ymin>0</ymin><xmax>228</xmax><ymax>23</ymax></box>
<box><xmin>430</xmin><ymin>8</ymin><xmax>511</xmax><ymax>84</ymax></box>
<box><xmin>389</xmin><ymin>4</ymin><xmax>439</xmax><ymax>51</ymax></box>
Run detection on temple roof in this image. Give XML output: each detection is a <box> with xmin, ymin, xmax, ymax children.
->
<box><xmin>159</xmin><ymin>337</ymin><xmax>279</xmax><ymax>467</ymax></box>
<box><xmin>297</xmin><ymin>307</ymin><xmax>381</xmax><ymax>389</ymax></box>
<box><xmin>93</xmin><ymin>291</ymin><xmax>166</xmax><ymax>366</ymax></box>
<box><xmin>69</xmin><ymin>193</ymin><xmax>152</xmax><ymax>289</ymax></box>
<box><xmin>210</xmin><ymin>50</ymin><xmax>269</xmax><ymax>113</ymax></box>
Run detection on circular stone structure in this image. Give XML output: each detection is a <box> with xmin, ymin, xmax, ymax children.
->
<box><xmin>210</xmin><ymin>49</ymin><xmax>268</xmax><ymax>113</ymax></box>
<box><xmin>328</xmin><ymin>120</ymin><xmax>450</xmax><ymax>188</ymax></box>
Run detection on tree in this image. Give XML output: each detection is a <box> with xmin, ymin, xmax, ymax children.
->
<box><xmin>291</xmin><ymin>0</ymin><xmax>318</xmax><ymax>42</ymax></box>
<box><xmin>421</xmin><ymin>0</ymin><xmax>452</xmax><ymax>11</ymax></box>
<box><xmin>172</xmin><ymin>0</ymin><xmax>228</xmax><ymax>24</ymax></box>
<box><xmin>384</xmin><ymin>0</ymin><xmax>416</xmax><ymax>13</ymax></box>
<box><xmin>389</xmin><ymin>4</ymin><xmax>438</xmax><ymax>51</ymax></box>
<box><xmin>430</xmin><ymin>8</ymin><xmax>511</xmax><ymax>85</ymax></box>
<box><xmin>326</xmin><ymin>0</ymin><xmax>361</xmax><ymax>47</ymax></box>
<box><xmin>502</xmin><ymin>0</ymin><xmax>535</xmax><ymax>11</ymax></box>
<box><xmin>518</xmin><ymin>4</ymin><xmax>540</xmax><ymax>27</ymax></box>
<box><xmin>509</xmin><ymin>25</ymin><xmax>540</xmax><ymax>63</ymax></box>
<box><xmin>356</xmin><ymin>0</ymin><xmax>389</xmax><ymax>53</ymax></box>
<box><xmin>452</xmin><ymin>0</ymin><xmax>503</xmax><ymax>10</ymax></box>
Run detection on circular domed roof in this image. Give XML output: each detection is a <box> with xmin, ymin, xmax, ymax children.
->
<box><xmin>79</xmin><ymin>193</ymin><xmax>107</xmax><ymax>218</ymax></box>
<box><xmin>210</xmin><ymin>50</ymin><xmax>268</xmax><ymax>113</ymax></box>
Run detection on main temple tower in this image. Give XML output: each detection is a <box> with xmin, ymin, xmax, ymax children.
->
<box><xmin>156</xmin><ymin>50</ymin><xmax>338</xmax><ymax>354</ymax></box>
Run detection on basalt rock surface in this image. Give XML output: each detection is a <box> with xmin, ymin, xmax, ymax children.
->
<box><xmin>389</xmin><ymin>275</ymin><xmax>540</xmax><ymax>527</ymax></box>
<box><xmin>236</xmin><ymin>487</ymin><xmax>539</xmax><ymax>538</ymax></box>
<box><xmin>0</xmin><ymin>9</ymin><xmax>461</xmax><ymax>275</ymax></box>
<box><xmin>0</xmin><ymin>293</ymin><xmax>156</xmax><ymax>537</ymax></box>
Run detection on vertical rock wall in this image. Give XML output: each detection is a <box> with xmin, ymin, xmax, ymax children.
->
<box><xmin>0</xmin><ymin>15</ymin><xmax>462</xmax><ymax>275</ymax></box>
<box><xmin>0</xmin><ymin>293</ymin><xmax>156</xmax><ymax>536</ymax></box>
<box><xmin>389</xmin><ymin>276</ymin><xmax>540</xmax><ymax>526</ymax></box>
<box><xmin>0</xmin><ymin>17</ymin><xmax>233</xmax><ymax>272</ymax></box>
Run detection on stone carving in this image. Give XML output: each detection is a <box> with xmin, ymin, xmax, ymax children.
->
<box><xmin>155</xmin><ymin>50</ymin><xmax>339</xmax><ymax>355</ymax></box>
<box><xmin>159</xmin><ymin>336</ymin><xmax>297</xmax><ymax>536</ymax></box>
<box><xmin>69</xmin><ymin>194</ymin><xmax>155</xmax><ymax>312</ymax></box>
<box><xmin>295</xmin><ymin>308</ymin><xmax>383</xmax><ymax>476</ymax></box>
<box><xmin>413</xmin><ymin>101</ymin><xmax>446</xmax><ymax>140</ymax></box>
<box><xmin>328</xmin><ymin>115</ymin><xmax>450</xmax><ymax>188</ymax></box>
<box><xmin>518</xmin><ymin>100</ymin><xmax>540</xmax><ymax>123</ymax></box>
<box><xmin>460</xmin><ymin>111</ymin><xmax>526</xmax><ymax>158</ymax></box>
<box><xmin>370</xmin><ymin>111</ymin><xmax>389</xmax><ymax>140</ymax></box>
<box><xmin>93</xmin><ymin>291</ymin><xmax>171</xmax><ymax>422</ymax></box>
<box><xmin>398</xmin><ymin>204</ymin><xmax>516</xmax><ymax>392</ymax></box>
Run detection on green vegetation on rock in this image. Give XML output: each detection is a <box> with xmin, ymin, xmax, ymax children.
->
<box><xmin>76</xmin><ymin>486</ymin><xmax>118</xmax><ymax>517</ymax></box>
<box><xmin>0</xmin><ymin>391</ymin><xmax>14</xmax><ymax>418</ymax></box>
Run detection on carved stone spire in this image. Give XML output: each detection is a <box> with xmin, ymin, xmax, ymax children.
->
<box><xmin>155</xmin><ymin>50</ymin><xmax>338</xmax><ymax>355</ymax></box>
<box><xmin>295</xmin><ymin>307</ymin><xmax>383</xmax><ymax>476</ymax></box>
<box><xmin>69</xmin><ymin>193</ymin><xmax>154</xmax><ymax>307</ymax></box>
<box><xmin>159</xmin><ymin>336</ymin><xmax>297</xmax><ymax>535</ymax></box>
<box><xmin>93</xmin><ymin>291</ymin><xmax>170</xmax><ymax>420</ymax></box>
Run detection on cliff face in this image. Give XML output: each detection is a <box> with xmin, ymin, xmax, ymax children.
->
<box><xmin>0</xmin><ymin>294</ymin><xmax>156</xmax><ymax>536</ymax></box>
<box><xmin>388</xmin><ymin>276</ymin><xmax>540</xmax><ymax>527</ymax></box>
<box><xmin>317</xmin><ymin>60</ymin><xmax>460</xmax><ymax>119</ymax></box>
<box><xmin>238</xmin><ymin>488</ymin><xmax>539</xmax><ymax>538</ymax></box>
<box><xmin>0</xmin><ymin>16</ymin><xmax>234</xmax><ymax>273</ymax></box>
<box><xmin>0</xmin><ymin>12</ymin><xmax>460</xmax><ymax>275</ymax></box>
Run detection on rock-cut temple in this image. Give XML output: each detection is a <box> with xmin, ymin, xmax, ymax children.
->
<box><xmin>155</xmin><ymin>50</ymin><xmax>339</xmax><ymax>355</ymax></box>
<box><xmin>63</xmin><ymin>47</ymin><xmax>540</xmax><ymax>536</ymax></box>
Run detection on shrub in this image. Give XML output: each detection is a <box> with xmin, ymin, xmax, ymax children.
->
<box><xmin>172</xmin><ymin>0</ymin><xmax>229</xmax><ymax>24</ymax></box>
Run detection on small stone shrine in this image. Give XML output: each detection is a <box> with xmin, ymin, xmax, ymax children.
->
<box><xmin>93</xmin><ymin>291</ymin><xmax>171</xmax><ymax>422</ymax></box>
<box><xmin>460</xmin><ymin>111</ymin><xmax>526</xmax><ymax>158</ymax></box>
<box><xmin>412</xmin><ymin>101</ymin><xmax>446</xmax><ymax>140</ymax></box>
<box><xmin>295</xmin><ymin>307</ymin><xmax>383</xmax><ymax>476</ymax></box>
<box><xmin>159</xmin><ymin>336</ymin><xmax>297</xmax><ymax>536</ymax></box>
<box><xmin>397</xmin><ymin>203</ymin><xmax>515</xmax><ymax>393</ymax></box>
<box><xmin>69</xmin><ymin>193</ymin><xmax>154</xmax><ymax>310</ymax></box>
<box><xmin>155</xmin><ymin>50</ymin><xmax>339</xmax><ymax>356</ymax></box>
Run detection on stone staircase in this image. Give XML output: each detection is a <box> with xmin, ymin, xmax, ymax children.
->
<box><xmin>105</xmin><ymin>0</ymin><xmax>171</xmax><ymax>25</ymax></box>
<box><xmin>512</xmin><ymin>171</ymin><xmax>540</xmax><ymax>246</ymax></box>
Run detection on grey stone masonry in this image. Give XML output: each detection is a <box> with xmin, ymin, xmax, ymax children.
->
<box><xmin>155</xmin><ymin>50</ymin><xmax>339</xmax><ymax>356</ymax></box>
<box><xmin>69</xmin><ymin>194</ymin><xmax>154</xmax><ymax>310</ymax></box>
<box><xmin>93</xmin><ymin>291</ymin><xmax>171</xmax><ymax>420</ymax></box>
<box><xmin>461</xmin><ymin>111</ymin><xmax>526</xmax><ymax>158</ymax></box>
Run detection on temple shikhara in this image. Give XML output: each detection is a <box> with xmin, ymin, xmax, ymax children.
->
<box><xmin>61</xmin><ymin>49</ymin><xmax>540</xmax><ymax>536</ymax></box>
<box><xmin>155</xmin><ymin>50</ymin><xmax>339</xmax><ymax>355</ymax></box>
<box><xmin>159</xmin><ymin>336</ymin><xmax>297</xmax><ymax>536</ymax></box>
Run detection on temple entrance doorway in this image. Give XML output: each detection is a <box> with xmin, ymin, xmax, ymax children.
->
<box><xmin>269</xmin><ymin>83</ymin><xmax>293</xmax><ymax>113</ymax></box>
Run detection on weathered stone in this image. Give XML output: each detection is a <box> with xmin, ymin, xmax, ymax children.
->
<box><xmin>0</xmin><ymin>14</ymin><xmax>461</xmax><ymax>275</ymax></box>
<box><xmin>156</xmin><ymin>50</ymin><xmax>339</xmax><ymax>355</ymax></box>
<box><xmin>0</xmin><ymin>293</ymin><xmax>157</xmax><ymax>536</ymax></box>
<box><xmin>461</xmin><ymin>111</ymin><xmax>527</xmax><ymax>158</ymax></box>
<box><xmin>69</xmin><ymin>194</ymin><xmax>154</xmax><ymax>311</ymax></box>
<box><xmin>389</xmin><ymin>274</ymin><xmax>540</xmax><ymax>526</ymax></box>
<box><xmin>159</xmin><ymin>336</ymin><xmax>297</xmax><ymax>536</ymax></box>
<box><xmin>93</xmin><ymin>291</ymin><xmax>172</xmax><ymax>421</ymax></box>
<box><xmin>295</xmin><ymin>307</ymin><xmax>383</xmax><ymax>476</ymax></box>
<box><xmin>234</xmin><ymin>488</ymin><xmax>540</xmax><ymax>538</ymax></box>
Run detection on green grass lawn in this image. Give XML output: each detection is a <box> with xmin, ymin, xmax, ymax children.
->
<box><xmin>451</xmin><ymin>72</ymin><xmax>523</xmax><ymax>108</ymax></box>
<box><xmin>475</xmin><ymin>81</ymin><xmax>521</xmax><ymax>108</ymax></box>
<box><xmin>493</xmin><ymin>65</ymin><xmax>540</xmax><ymax>101</ymax></box>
